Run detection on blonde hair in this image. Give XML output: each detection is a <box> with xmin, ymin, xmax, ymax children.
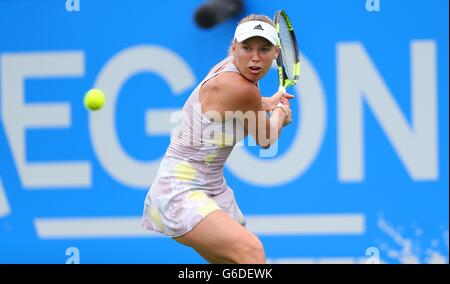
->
<box><xmin>228</xmin><ymin>14</ymin><xmax>275</xmax><ymax>55</ymax></box>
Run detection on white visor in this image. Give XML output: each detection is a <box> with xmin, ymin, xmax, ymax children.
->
<box><xmin>234</xmin><ymin>20</ymin><xmax>278</xmax><ymax>45</ymax></box>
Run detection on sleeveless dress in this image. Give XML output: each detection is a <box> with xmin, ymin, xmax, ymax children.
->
<box><xmin>141</xmin><ymin>57</ymin><xmax>247</xmax><ymax>237</ymax></box>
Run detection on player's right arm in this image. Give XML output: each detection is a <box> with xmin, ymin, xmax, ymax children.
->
<box><xmin>219</xmin><ymin>73</ymin><xmax>291</xmax><ymax>148</ymax></box>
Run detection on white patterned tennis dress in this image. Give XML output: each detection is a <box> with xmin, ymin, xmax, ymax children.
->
<box><xmin>141</xmin><ymin>57</ymin><xmax>247</xmax><ymax>237</ymax></box>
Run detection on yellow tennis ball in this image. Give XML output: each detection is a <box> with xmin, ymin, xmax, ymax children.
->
<box><xmin>84</xmin><ymin>89</ymin><xmax>105</xmax><ymax>111</ymax></box>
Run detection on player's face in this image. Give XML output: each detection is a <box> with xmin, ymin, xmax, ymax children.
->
<box><xmin>232</xmin><ymin>37</ymin><xmax>279</xmax><ymax>83</ymax></box>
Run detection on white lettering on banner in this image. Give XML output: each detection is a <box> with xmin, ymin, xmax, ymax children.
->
<box><xmin>0</xmin><ymin>41</ymin><xmax>439</xmax><ymax>189</ymax></box>
<box><xmin>89</xmin><ymin>45</ymin><xmax>196</xmax><ymax>188</ymax></box>
<box><xmin>0</xmin><ymin>52</ymin><xmax>91</xmax><ymax>188</ymax></box>
<box><xmin>227</xmin><ymin>54</ymin><xmax>327</xmax><ymax>186</ymax></box>
<box><xmin>337</xmin><ymin>41</ymin><xmax>437</xmax><ymax>181</ymax></box>
<box><xmin>0</xmin><ymin>178</ymin><xmax>10</xmax><ymax>217</ymax></box>
<box><xmin>146</xmin><ymin>110</ymin><xmax>180</xmax><ymax>135</ymax></box>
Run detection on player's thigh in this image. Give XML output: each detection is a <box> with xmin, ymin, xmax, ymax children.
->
<box><xmin>173</xmin><ymin>210</ymin><xmax>262</xmax><ymax>262</ymax></box>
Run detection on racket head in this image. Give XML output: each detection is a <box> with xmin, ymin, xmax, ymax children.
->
<box><xmin>274</xmin><ymin>10</ymin><xmax>300</xmax><ymax>89</ymax></box>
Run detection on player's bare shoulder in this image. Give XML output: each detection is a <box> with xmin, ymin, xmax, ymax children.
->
<box><xmin>215</xmin><ymin>72</ymin><xmax>261</xmax><ymax>112</ymax></box>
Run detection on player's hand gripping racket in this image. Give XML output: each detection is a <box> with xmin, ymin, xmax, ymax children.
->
<box><xmin>274</xmin><ymin>10</ymin><xmax>300</xmax><ymax>104</ymax></box>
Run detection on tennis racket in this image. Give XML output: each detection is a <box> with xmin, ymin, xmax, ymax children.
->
<box><xmin>273</xmin><ymin>10</ymin><xmax>300</xmax><ymax>95</ymax></box>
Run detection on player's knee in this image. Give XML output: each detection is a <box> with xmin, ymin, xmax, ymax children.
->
<box><xmin>235</xmin><ymin>236</ymin><xmax>266</xmax><ymax>264</ymax></box>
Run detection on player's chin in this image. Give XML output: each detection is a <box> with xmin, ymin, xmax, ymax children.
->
<box><xmin>242</xmin><ymin>73</ymin><xmax>258</xmax><ymax>83</ymax></box>
<box><xmin>244</xmin><ymin>71</ymin><xmax>265</xmax><ymax>82</ymax></box>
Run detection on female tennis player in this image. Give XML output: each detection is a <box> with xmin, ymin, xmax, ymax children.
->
<box><xmin>142</xmin><ymin>14</ymin><xmax>293</xmax><ymax>264</ymax></box>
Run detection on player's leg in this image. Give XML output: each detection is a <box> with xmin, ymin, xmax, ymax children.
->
<box><xmin>173</xmin><ymin>210</ymin><xmax>265</xmax><ymax>264</ymax></box>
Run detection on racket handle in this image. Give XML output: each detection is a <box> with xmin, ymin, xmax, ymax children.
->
<box><xmin>277</xmin><ymin>86</ymin><xmax>286</xmax><ymax>106</ymax></box>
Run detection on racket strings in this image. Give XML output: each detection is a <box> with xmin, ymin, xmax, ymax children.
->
<box><xmin>278</xmin><ymin>17</ymin><xmax>296</xmax><ymax>81</ymax></box>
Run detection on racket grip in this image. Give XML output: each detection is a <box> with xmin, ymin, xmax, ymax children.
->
<box><xmin>277</xmin><ymin>86</ymin><xmax>286</xmax><ymax>106</ymax></box>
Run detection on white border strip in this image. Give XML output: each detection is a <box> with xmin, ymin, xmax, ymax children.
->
<box><xmin>34</xmin><ymin>214</ymin><xmax>365</xmax><ymax>239</ymax></box>
<box><xmin>246</xmin><ymin>214</ymin><xmax>365</xmax><ymax>236</ymax></box>
<box><xmin>0</xmin><ymin>178</ymin><xmax>11</xmax><ymax>217</ymax></box>
<box><xmin>34</xmin><ymin>217</ymin><xmax>160</xmax><ymax>239</ymax></box>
